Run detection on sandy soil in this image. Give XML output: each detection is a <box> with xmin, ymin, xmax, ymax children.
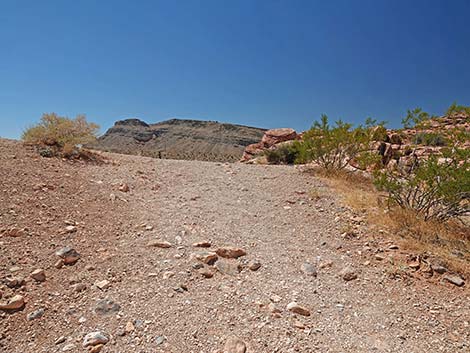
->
<box><xmin>0</xmin><ymin>139</ymin><xmax>468</xmax><ymax>353</ymax></box>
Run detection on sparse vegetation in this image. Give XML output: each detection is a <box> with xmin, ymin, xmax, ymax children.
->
<box><xmin>374</xmin><ymin>156</ymin><xmax>469</xmax><ymax>222</ymax></box>
<box><xmin>264</xmin><ymin>144</ymin><xmax>299</xmax><ymax>164</ymax></box>
<box><xmin>22</xmin><ymin>113</ymin><xmax>99</xmax><ymax>158</ymax></box>
<box><xmin>401</xmin><ymin>107</ymin><xmax>430</xmax><ymax>129</ymax></box>
<box><xmin>294</xmin><ymin>115</ymin><xmax>375</xmax><ymax>170</ymax></box>
<box><xmin>412</xmin><ymin>132</ymin><xmax>448</xmax><ymax>146</ymax></box>
<box><xmin>446</xmin><ymin>102</ymin><xmax>470</xmax><ymax>116</ymax></box>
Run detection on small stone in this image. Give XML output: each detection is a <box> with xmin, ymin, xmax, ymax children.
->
<box><xmin>443</xmin><ymin>275</ymin><xmax>465</xmax><ymax>287</ymax></box>
<box><xmin>216</xmin><ymin>247</ymin><xmax>246</xmax><ymax>259</ymax></box>
<box><xmin>248</xmin><ymin>260</ymin><xmax>261</xmax><ymax>271</ymax></box>
<box><xmin>270</xmin><ymin>295</ymin><xmax>282</xmax><ymax>303</ymax></box>
<box><xmin>71</xmin><ymin>283</ymin><xmax>86</xmax><ymax>292</ymax></box>
<box><xmin>163</xmin><ymin>271</ymin><xmax>175</xmax><ymax>279</ymax></box>
<box><xmin>192</xmin><ymin>251</ymin><xmax>218</xmax><ymax>265</ymax></box>
<box><xmin>339</xmin><ymin>266</ymin><xmax>358</xmax><ymax>281</ymax></box>
<box><xmin>65</xmin><ymin>225</ymin><xmax>77</xmax><ymax>233</ymax></box>
<box><xmin>62</xmin><ymin>343</ymin><xmax>76</xmax><ymax>351</ymax></box>
<box><xmin>55</xmin><ymin>247</ymin><xmax>80</xmax><ymax>265</ymax></box>
<box><xmin>155</xmin><ymin>335</ymin><xmax>166</xmax><ymax>345</ymax></box>
<box><xmin>0</xmin><ymin>295</ymin><xmax>25</xmax><ymax>311</ymax></box>
<box><xmin>268</xmin><ymin>303</ymin><xmax>282</xmax><ymax>314</ymax></box>
<box><xmin>27</xmin><ymin>308</ymin><xmax>45</xmax><ymax>321</ymax></box>
<box><xmin>5</xmin><ymin>228</ymin><xmax>26</xmax><ymax>237</ymax></box>
<box><xmin>319</xmin><ymin>261</ymin><xmax>333</xmax><ymax>269</ymax></box>
<box><xmin>286</xmin><ymin>302</ymin><xmax>311</xmax><ymax>316</ymax></box>
<box><xmin>432</xmin><ymin>264</ymin><xmax>447</xmax><ymax>274</ymax></box>
<box><xmin>89</xmin><ymin>344</ymin><xmax>104</xmax><ymax>353</ymax></box>
<box><xmin>95</xmin><ymin>280</ymin><xmax>111</xmax><ymax>290</ymax></box>
<box><xmin>192</xmin><ymin>241</ymin><xmax>211</xmax><ymax>248</ymax></box>
<box><xmin>215</xmin><ymin>259</ymin><xmax>241</xmax><ymax>276</ymax></box>
<box><xmin>147</xmin><ymin>240</ymin><xmax>172</xmax><ymax>248</ymax></box>
<box><xmin>5</xmin><ymin>276</ymin><xmax>24</xmax><ymax>288</ymax></box>
<box><xmin>118</xmin><ymin>183</ymin><xmax>129</xmax><ymax>192</ymax></box>
<box><xmin>388</xmin><ymin>244</ymin><xmax>399</xmax><ymax>250</ymax></box>
<box><xmin>293</xmin><ymin>320</ymin><xmax>306</xmax><ymax>329</ymax></box>
<box><xmin>408</xmin><ymin>261</ymin><xmax>420</xmax><ymax>270</ymax></box>
<box><xmin>301</xmin><ymin>262</ymin><xmax>317</xmax><ymax>277</ymax></box>
<box><xmin>83</xmin><ymin>331</ymin><xmax>109</xmax><ymax>347</ymax></box>
<box><xmin>192</xmin><ymin>263</ymin><xmax>204</xmax><ymax>270</ymax></box>
<box><xmin>223</xmin><ymin>336</ymin><xmax>247</xmax><ymax>353</ymax></box>
<box><xmin>31</xmin><ymin>269</ymin><xmax>46</xmax><ymax>282</ymax></box>
<box><xmin>55</xmin><ymin>336</ymin><xmax>66</xmax><ymax>345</ymax></box>
<box><xmin>54</xmin><ymin>259</ymin><xmax>64</xmax><ymax>269</ymax></box>
<box><xmin>375</xmin><ymin>254</ymin><xmax>385</xmax><ymax>261</ymax></box>
<box><xmin>94</xmin><ymin>298</ymin><xmax>121</xmax><ymax>315</ymax></box>
<box><xmin>199</xmin><ymin>267</ymin><xmax>215</xmax><ymax>278</ymax></box>
<box><xmin>125</xmin><ymin>321</ymin><xmax>135</xmax><ymax>333</ymax></box>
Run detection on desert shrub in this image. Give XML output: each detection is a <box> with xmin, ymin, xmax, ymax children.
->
<box><xmin>22</xmin><ymin>113</ymin><xmax>99</xmax><ymax>157</ymax></box>
<box><xmin>401</xmin><ymin>108</ymin><xmax>430</xmax><ymax>129</ymax></box>
<box><xmin>265</xmin><ymin>143</ymin><xmax>300</xmax><ymax>164</ymax></box>
<box><xmin>373</xmin><ymin>145</ymin><xmax>470</xmax><ymax>221</ymax></box>
<box><xmin>446</xmin><ymin>102</ymin><xmax>470</xmax><ymax>116</ymax></box>
<box><xmin>294</xmin><ymin>115</ymin><xmax>375</xmax><ymax>170</ymax></box>
<box><xmin>412</xmin><ymin>132</ymin><xmax>448</xmax><ymax>146</ymax></box>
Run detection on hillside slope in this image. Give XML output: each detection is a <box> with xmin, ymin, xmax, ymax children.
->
<box><xmin>0</xmin><ymin>139</ymin><xmax>468</xmax><ymax>352</ymax></box>
<box><xmin>90</xmin><ymin>118</ymin><xmax>266</xmax><ymax>162</ymax></box>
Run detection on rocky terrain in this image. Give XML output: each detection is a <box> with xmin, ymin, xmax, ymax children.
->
<box><xmin>242</xmin><ymin>113</ymin><xmax>470</xmax><ymax>167</ymax></box>
<box><xmin>90</xmin><ymin>118</ymin><xmax>266</xmax><ymax>162</ymax></box>
<box><xmin>1</xmin><ymin>138</ymin><xmax>468</xmax><ymax>352</ymax></box>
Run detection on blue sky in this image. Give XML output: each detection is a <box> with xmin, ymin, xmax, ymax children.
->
<box><xmin>1</xmin><ymin>0</ymin><xmax>469</xmax><ymax>138</ymax></box>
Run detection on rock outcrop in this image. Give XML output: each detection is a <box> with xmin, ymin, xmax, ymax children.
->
<box><xmin>241</xmin><ymin>113</ymin><xmax>470</xmax><ymax>166</ymax></box>
<box><xmin>241</xmin><ymin>128</ymin><xmax>300</xmax><ymax>162</ymax></box>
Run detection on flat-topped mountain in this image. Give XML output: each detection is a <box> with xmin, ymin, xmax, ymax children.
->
<box><xmin>90</xmin><ymin>118</ymin><xmax>267</xmax><ymax>162</ymax></box>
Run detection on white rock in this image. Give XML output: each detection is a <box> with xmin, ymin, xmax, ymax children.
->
<box><xmin>83</xmin><ymin>331</ymin><xmax>109</xmax><ymax>347</ymax></box>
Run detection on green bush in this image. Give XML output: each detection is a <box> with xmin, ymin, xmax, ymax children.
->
<box><xmin>22</xmin><ymin>113</ymin><xmax>99</xmax><ymax>157</ymax></box>
<box><xmin>413</xmin><ymin>132</ymin><xmax>448</xmax><ymax>146</ymax></box>
<box><xmin>294</xmin><ymin>115</ymin><xmax>375</xmax><ymax>170</ymax></box>
<box><xmin>446</xmin><ymin>102</ymin><xmax>470</xmax><ymax>116</ymax></box>
<box><xmin>373</xmin><ymin>145</ymin><xmax>470</xmax><ymax>221</ymax></box>
<box><xmin>265</xmin><ymin>143</ymin><xmax>300</xmax><ymax>164</ymax></box>
<box><xmin>401</xmin><ymin>108</ymin><xmax>430</xmax><ymax>129</ymax></box>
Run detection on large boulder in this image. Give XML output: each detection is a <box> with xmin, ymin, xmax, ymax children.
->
<box><xmin>261</xmin><ymin>128</ymin><xmax>298</xmax><ymax>147</ymax></box>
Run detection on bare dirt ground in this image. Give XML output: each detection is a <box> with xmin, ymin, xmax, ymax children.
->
<box><xmin>0</xmin><ymin>138</ymin><xmax>468</xmax><ymax>353</ymax></box>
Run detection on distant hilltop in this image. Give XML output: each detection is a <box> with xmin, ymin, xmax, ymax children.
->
<box><xmin>89</xmin><ymin>118</ymin><xmax>267</xmax><ymax>162</ymax></box>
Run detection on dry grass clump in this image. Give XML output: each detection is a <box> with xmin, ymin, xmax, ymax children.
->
<box><xmin>22</xmin><ymin>113</ymin><xmax>100</xmax><ymax>160</ymax></box>
<box><xmin>308</xmin><ymin>167</ymin><xmax>470</xmax><ymax>275</ymax></box>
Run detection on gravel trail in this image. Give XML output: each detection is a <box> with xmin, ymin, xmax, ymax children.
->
<box><xmin>1</xmin><ymin>139</ymin><xmax>468</xmax><ymax>352</ymax></box>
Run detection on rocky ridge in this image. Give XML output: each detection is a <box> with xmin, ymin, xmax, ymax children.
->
<box><xmin>90</xmin><ymin>118</ymin><xmax>266</xmax><ymax>162</ymax></box>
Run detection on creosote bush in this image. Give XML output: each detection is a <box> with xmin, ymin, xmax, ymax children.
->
<box><xmin>294</xmin><ymin>115</ymin><xmax>378</xmax><ymax>170</ymax></box>
<box><xmin>373</xmin><ymin>145</ymin><xmax>469</xmax><ymax>221</ymax></box>
<box><xmin>22</xmin><ymin>113</ymin><xmax>99</xmax><ymax>158</ymax></box>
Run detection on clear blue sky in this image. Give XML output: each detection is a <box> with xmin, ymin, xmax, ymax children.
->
<box><xmin>1</xmin><ymin>0</ymin><xmax>469</xmax><ymax>139</ymax></box>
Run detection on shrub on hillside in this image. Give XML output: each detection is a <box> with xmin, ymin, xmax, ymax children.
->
<box><xmin>373</xmin><ymin>143</ymin><xmax>470</xmax><ymax>221</ymax></box>
<box><xmin>401</xmin><ymin>108</ymin><xmax>430</xmax><ymax>129</ymax></box>
<box><xmin>22</xmin><ymin>113</ymin><xmax>99</xmax><ymax>158</ymax></box>
<box><xmin>294</xmin><ymin>115</ymin><xmax>376</xmax><ymax>170</ymax></box>
<box><xmin>412</xmin><ymin>132</ymin><xmax>448</xmax><ymax>146</ymax></box>
<box><xmin>446</xmin><ymin>102</ymin><xmax>470</xmax><ymax>116</ymax></box>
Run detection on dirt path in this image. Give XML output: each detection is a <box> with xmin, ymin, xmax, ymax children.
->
<box><xmin>1</xmin><ymin>139</ymin><xmax>468</xmax><ymax>352</ymax></box>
